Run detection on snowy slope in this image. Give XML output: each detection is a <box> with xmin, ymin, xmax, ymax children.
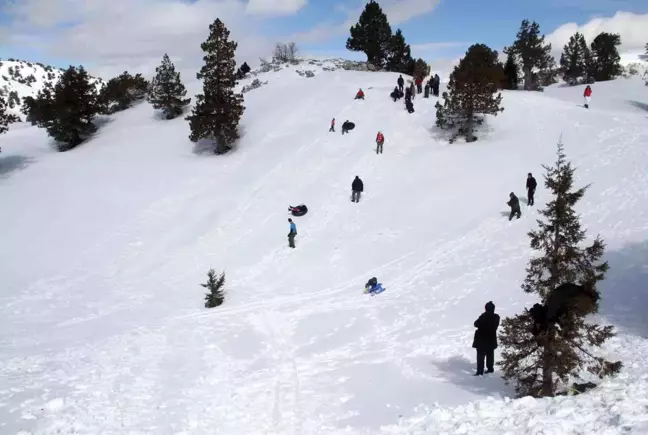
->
<box><xmin>1</xmin><ymin>60</ymin><xmax>648</xmax><ymax>434</ymax></box>
<box><xmin>0</xmin><ymin>59</ymin><xmax>105</xmax><ymax>119</ymax></box>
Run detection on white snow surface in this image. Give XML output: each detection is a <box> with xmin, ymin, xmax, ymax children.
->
<box><xmin>1</xmin><ymin>60</ymin><xmax>648</xmax><ymax>434</ymax></box>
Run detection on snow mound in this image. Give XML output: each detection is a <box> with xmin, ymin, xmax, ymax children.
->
<box><xmin>1</xmin><ymin>63</ymin><xmax>648</xmax><ymax>434</ymax></box>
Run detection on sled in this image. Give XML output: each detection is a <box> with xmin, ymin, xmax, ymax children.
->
<box><xmin>364</xmin><ymin>283</ymin><xmax>386</xmax><ymax>295</ymax></box>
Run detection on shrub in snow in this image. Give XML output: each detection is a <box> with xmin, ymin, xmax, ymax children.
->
<box><xmin>273</xmin><ymin>42</ymin><xmax>299</xmax><ymax>63</ymax></box>
<box><xmin>186</xmin><ymin>18</ymin><xmax>245</xmax><ymax>155</ymax></box>
<box><xmin>341</xmin><ymin>61</ymin><xmax>368</xmax><ymax>72</ymax></box>
<box><xmin>202</xmin><ymin>269</ymin><xmax>225</xmax><ymax>308</ymax></box>
<box><xmin>0</xmin><ymin>95</ymin><xmax>10</xmax><ymax>135</ymax></box>
<box><xmin>295</xmin><ymin>69</ymin><xmax>315</xmax><ymax>78</ymax></box>
<box><xmin>147</xmin><ymin>54</ymin><xmax>191</xmax><ymax>120</ymax></box>
<box><xmin>499</xmin><ymin>140</ymin><xmax>622</xmax><ymax>398</ymax></box>
<box><xmin>435</xmin><ymin>44</ymin><xmax>504</xmax><ymax>143</ymax></box>
<box><xmin>505</xmin><ymin>20</ymin><xmax>555</xmax><ymax>91</ymax></box>
<box><xmin>100</xmin><ymin>72</ymin><xmax>149</xmax><ymax>113</ymax></box>
<box><xmin>241</xmin><ymin>78</ymin><xmax>267</xmax><ymax>93</ymax></box>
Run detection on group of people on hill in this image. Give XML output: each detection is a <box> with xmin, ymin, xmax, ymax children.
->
<box><xmin>389</xmin><ymin>74</ymin><xmax>440</xmax><ymax>114</ymax></box>
<box><xmin>507</xmin><ymin>173</ymin><xmax>537</xmax><ymax>221</ymax></box>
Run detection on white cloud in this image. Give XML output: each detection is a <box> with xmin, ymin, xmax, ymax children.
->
<box><xmin>0</xmin><ymin>0</ymin><xmax>294</xmax><ymax>79</ymax></box>
<box><xmin>245</xmin><ymin>0</ymin><xmax>307</xmax><ymax>15</ymax></box>
<box><xmin>546</xmin><ymin>11</ymin><xmax>648</xmax><ymax>56</ymax></box>
<box><xmin>382</xmin><ymin>0</ymin><xmax>440</xmax><ymax>26</ymax></box>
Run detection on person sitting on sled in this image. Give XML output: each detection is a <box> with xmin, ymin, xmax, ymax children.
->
<box><xmin>364</xmin><ymin>277</ymin><xmax>384</xmax><ymax>294</ymax></box>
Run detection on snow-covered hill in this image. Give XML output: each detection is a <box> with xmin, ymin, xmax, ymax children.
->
<box><xmin>1</xmin><ymin>60</ymin><xmax>648</xmax><ymax>434</ymax></box>
<box><xmin>0</xmin><ymin>59</ymin><xmax>105</xmax><ymax>119</ymax></box>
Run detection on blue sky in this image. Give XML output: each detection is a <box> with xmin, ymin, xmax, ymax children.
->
<box><xmin>0</xmin><ymin>0</ymin><xmax>647</xmax><ymax>77</ymax></box>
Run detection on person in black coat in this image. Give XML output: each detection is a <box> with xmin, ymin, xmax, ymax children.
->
<box><xmin>472</xmin><ymin>301</ymin><xmax>500</xmax><ymax>375</ymax></box>
<box><xmin>526</xmin><ymin>173</ymin><xmax>537</xmax><ymax>206</ymax></box>
<box><xmin>397</xmin><ymin>75</ymin><xmax>404</xmax><ymax>92</ymax></box>
<box><xmin>405</xmin><ymin>98</ymin><xmax>414</xmax><ymax>114</ymax></box>
<box><xmin>391</xmin><ymin>86</ymin><xmax>401</xmax><ymax>102</ymax></box>
<box><xmin>507</xmin><ymin>192</ymin><xmax>521</xmax><ymax>220</ymax></box>
<box><xmin>351</xmin><ymin>176</ymin><xmax>364</xmax><ymax>203</ymax></box>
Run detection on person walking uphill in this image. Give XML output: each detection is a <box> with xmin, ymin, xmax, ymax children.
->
<box><xmin>397</xmin><ymin>75</ymin><xmax>404</xmax><ymax>92</ymax></box>
<box><xmin>351</xmin><ymin>176</ymin><xmax>364</xmax><ymax>203</ymax></box>
<box><xmin>329</xmin><ymin>118</ymin><xmax>335</xmax><ymax>132</ymax></box>
<box><xmin>472</xmin><ymin>301</ymin><xmax>500</xmax><ymax>376</ymax></box>
<box><xmin>583</xmin><ymin>85</ymin><xmax>592</xmax><ymax>109</ymax></box>
<box><xmin>375</xmin><ymin>131</ymin><xmax>384</xmax><ymax>154</ymax></box>
<box><xmin>526</xmin><ymin>172</ymin><xmax>537</xmax><ymax>206</ymax></box>
<box><xmin>507</xmin><ymin>192</ymin><xmax>521</xmax><ymax>220</ymax></box>
<box><xmin>287</xmin><ymin>218</ymin><xmax>297</xmax><ymax>248</ymax></box>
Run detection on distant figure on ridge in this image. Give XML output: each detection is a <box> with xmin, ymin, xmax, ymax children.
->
<box><xmin>329</xmin><ymin>118</ymin><xmax>335</xmax><ymax>132</ymax></box>
<box><xmin>355</xmin><ymin>88</ymin><xmax>365</xmax><ymax>100</ymax></box>
<box><xmin>397</xmin><ymin>75</ymin><xmax>404</xmax><ymax>92</ymax></box>
<box><xmin>472</xmin><ymin>301</ymin><xmax>500</xmax><ymax>376</ymax></box>
<box><xmin>287</xmin><ymin>218</ymin><xmax>297</xmax><ymax>249</ymax></box>
<box><xmin>376</xmin><ymin>131</ymin><xmax>384</xmax><ymax>154</ymax></box>
<box><xmin>351</xmin><ymin>176</ymin><xmax>364</xmax><ymax>203</ymax></box>
<box><xmin>507</xmin><ymin>192</ymin><xmax>521</xmax><ymax>220</ymax></box>
<box><xmin>583</xmin><ymin>85</ymin><xmax>592</xmax><ymax>109</ymax></box>
<box><xmin>526</xmin><ymin>173</ymin><xmax>537</xmax><ymax>206</ymax></box>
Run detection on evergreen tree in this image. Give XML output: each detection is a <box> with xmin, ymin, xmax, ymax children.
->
<box><xmin>186</xmin><ymin>19</ymin><xmax>245</xmax><ymax>154</ymax></box>
<box><xmin>505</xmin><ymin>20</ymin><xmax>554</xmax><ymax>90</ymax></box>
<box><xmin>503</xmin><ymin>52</ymin><xmax>520</xmax><ymax>90</ymax></box>
<box><xmin>147</xmin><ymin>54</ymin><xmax>191</xmax><ymax>119</ymax></box>
<box><xmin>0</xmin><ymin>95</ymin><xmax>10</xmax><ymax>135</ymax></box>
<box><xmin>590</xmin><ymin>32</ymin><xmax>622</xmax><ymax>82</ymax></box>
<box><xmin>100</xmin><ymin>71</ymin><xmax>149</xmax><ymax>113</ymax></box>
<box><xmin>346</xmin><ymin>0</ymin><xmax>393</xmax><ymax>69</ymax></box>
<box><xmin>21</xmin><ymin>84</ymin><xmax>53</xmax><ymax>126</ymax></box>
<box><xmin>34</xmin><ymin>66</ymin><xmax>100</xmax><ymax>151</ymax></box>
<box><xmin>412</xmin><ymin>58</ymin><xmax>430</xmax><ymax>79</ymax></box>
<box><xmin>499</xmin><ymin>140</ymin><xmax>622</xmax><ymax>398</ymax></box>
<box><xmin>202</xmin><ymin>268</ymin><xmax>225</xmax><ymax>308</ymax></box>
<box><xmin>386</xmin><ymin>29</ymin><xmax>413</xmax><ymax>73</ymax></box>
<box><xmin>435</xmin><ymin>44</ymin><xmax>504</xmax><ymax>143</ymax></box>
<box><xmin>559</xmin><ymin>32</ymin><xmax>591</xmax><ymax>85</ymax></box>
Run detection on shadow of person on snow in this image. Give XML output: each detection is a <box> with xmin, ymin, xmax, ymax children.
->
<box><xmin>430</xmin><ymin>356</ymin><xmax>514</xmax><ymax>398</ymax></box>
<box><xmin>627</xmin><ymin>100</ymin><xmax>648</xmax><ymax>113</ymax></box>
<box><xmin>0</xmin><ymin>155</ymin><xmax>32</xmax><ymax>178</ymax></box>
<box><xmin>599</xmin><ymin>241</ymin><xmax>648</xmax><ymax>339</ymax></box>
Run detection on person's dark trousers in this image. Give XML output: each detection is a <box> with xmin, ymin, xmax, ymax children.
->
<box><xmin>288</xmin><ymin>232</ymin><xmax>296</xmax><ymax>248</ymax></box>
<box><xmin>351</xmin><ymin>191</ymin><xmax>361</xmax><ymax>202</ymax></box>
<box><xmin>476</xmin><ymin>349</ymin><xmax>495</xmax><ymax>375</ymax></box>
<box><xmin>398</xmin><ymin>85</ymin><xmax>403</xmax><ymax>92</ymax></box>
<box><xmin>509</xmin><ymin>209</ymin><xmax>521</xmax><ymax>221</ymax></box>
<box><xmin>329</xmin><ymin>126</ymin><xmax>334</xmax><ymax>132</ymax></box>
<box><xmin>527</xmin><ymin>189</ymin><xmax>535</xmax><ymax>206</ymax></box>
<box><xmin>342</xmin><ymin>129</ymin><xmax>346</xmax><ymax>135</ymax></box>
<box><xmin>376</xmin><ymin>142</ymin><xmax>383</xmax><ymax>154</ymax></box>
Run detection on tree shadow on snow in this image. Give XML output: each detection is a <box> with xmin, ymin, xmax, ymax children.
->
<box><xmin>93</xmin><ymin>115</ymin><xmax>114</xmax><ymax>129</ymax></box>
<box><xmin>0</xmin><ymin>155</ymin><xmax>32</xmax><ymax>178</ymax></box>
<box><xmin>430</xmin><ymin>356</ymin><xmax>514</xmax><ymax>398</ymax></box>
<box><xmin>192</xmin><ymin>126</ymin><xmax>248</xmax><ymax>156</ymax></box>
<box><xmin>599</xmin><ymin>241</ymin><xmax>648</xmax><ymax>338</ymax></box>
<box><xmin>627</xmin><ymin>100</ymin><xmax>648</xmax><ymax>113</ymax></box>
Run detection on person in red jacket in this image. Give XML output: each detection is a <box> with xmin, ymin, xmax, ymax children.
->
<box><xmin>376</xmin><ymin>131</ymin><xmax>384</xmax><ymax>154</ymax></box>
<box><xmin>329</xmin><ymin>117</ymin><xmax>335</xmax><ymax>132</ymax></box>
<box><xmin>415</xmin><ymin>76</ymin><xmax>423</xmax><ymax>94</ymax></box>
<box><xmin>583</xmin><ymin>85</ymin><xmax>592</xmax><ymax>109</ymax></box>
<box><xmin>355</xmin><ymin>88</ymin><xmax>365</xmax><ymax>100</ymax></box>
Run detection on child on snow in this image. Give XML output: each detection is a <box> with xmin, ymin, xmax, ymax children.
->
<box><xmin>583</xmin><ymin>85</ymin><xmax>592</xmax><ymax>109</ymax></box>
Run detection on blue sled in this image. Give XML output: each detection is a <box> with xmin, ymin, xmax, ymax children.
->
<box><xmin>365</xmin><ymin>283</ymin><xmax>386</xmax><ymax>295</ymax></box>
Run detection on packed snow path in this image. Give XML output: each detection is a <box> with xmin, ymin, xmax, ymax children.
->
<box><xmin>1</xmin><ymin>64</ymin><xmax>648</xmax><ymax>434</ymax></box>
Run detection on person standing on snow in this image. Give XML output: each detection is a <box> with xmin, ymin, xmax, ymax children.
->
<box><xmin>507</xmin><ymin>192</ymin><xmax>521</xmax><ymax>220</ymax></box>
<box><xmin>287</xmin><ymin>218</ymin><xmax>297</xmax><ymax>248</ymax></box>
<box><xmin>415</xmin><ymin>76</ymin><xmax>423</xmax><ymax>94</ymax></box>
<box><xmin>375</xmin><ymin>131</ymin><xmax>385</xmax><ymax>154</ymax></box>
<box><xmin>424</xmin><ymin>82</ymin><xmax>430</xmax><ymax>98</ymax></box>
<box><xmin>351</xmin><ymin>176</ymin><xmax>364</xmax><ymax>203</ymax></box>
<box><xmin>329</xmin><ymin>118</ymin><xmax>335</xmax><ymax>132</ymax></box>
<box><xmin>526</xmin><ymin>172</ymin><xmax>537</xmax><ymax>206</ymax></box>
<box><xmin>409</xmin><ymin>82</ymin><xmax>416</xmax><ymax>99</ymax></box>
<box><xmin>397</xmin><ymin>75</ymin><xmax>404</xmax><ymax>92</ymax></box>
<box><xmin>472</xmin><ymin>301</ymin><xmax>500</xmax><ymax>376</ymax></box>
<box><xmin>583</xmin><ymin>85</ymin><xmax>592</xmax><ymax>109</ymax></box>
<box><xmin>432</xmin><ymin>74</ymin><xmax>440</xmax><ymax>96</ymax></box>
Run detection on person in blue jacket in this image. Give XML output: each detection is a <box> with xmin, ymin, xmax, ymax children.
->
<box><xmin>288</xmin><ymin>218</ymin><xmax>297</xmax><ymax>248</ymax></box>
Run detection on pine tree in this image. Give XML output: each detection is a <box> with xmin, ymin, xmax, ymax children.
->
<box><xmin>505</xmin><ymin>20</ymin><xmax>555</xmax><ymax>90</ymax></box>
<box><xmin>0</xmin><ymin>95</ymin><xmax>10</xmax><ymax>135</ymax></box>
<box><xmin>147</xmin><ymin>54</ymin><xmax>191</xmax><ymax>119</ymax></box>
<box><xmin>186</xmin><ymin>18</ymin><xmax>245</xmax><ymax>155</ymax></box>
<box><xmin>503</xmin><ymin>52</ymin><xmax>519</xmax><ymax>90</ymax></box>
<box><xmin>34</xmin><ymin>66</ymin><xmax>100</xmax><ymax>151</ymax></box>
<box><xmin>100</xmin><ymin>71</ymin><xmax>149</xmax><ymax>113</ymax></box>
<box><xmin>386</xmin><ymin>29</ymin><xmax>413</xmax><ymax>73</ymax></box>
<box><xmin>412</xmin><ymin>58</ymin><xmax>430</xmax><ymax>79</ymax></box>
<box><xmin>560</xmin><ymin>32</ymin><xmax>591</xmax><ymax>85</ymax></box>
<box><xmin>346</xmin><ymin>0</ymin><xmax>393</xmax><ymax>70</ymax></box>
<box><xmin>202</xmin><ymin>269</ymin><xmax>225</xmax><ymax>308</ymax></box>
<box><xmin>499</xmin><ymin>140</ymin><xmax>622</xmax><ymax>398</ymax></box>
<box><xmin>590</xmin><ymin>32</ymin><xmax>622</xmax><ymax>82</ymax></box>
<box><xmin>435</xmin><ymin>44</ymin><xmax>504</xmax><ymax>143</ymax></box>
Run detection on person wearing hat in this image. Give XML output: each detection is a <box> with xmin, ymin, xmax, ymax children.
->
<box><xmin>472</xmin><ymin>301</ymin><xmax>500</xmax><ymax>375</ymax></box>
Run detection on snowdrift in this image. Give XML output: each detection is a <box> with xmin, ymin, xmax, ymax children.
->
<box><xmin>1</xmin><ymin>59</ymin><xmax>648</xmax><ymax>434</ymax></box>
